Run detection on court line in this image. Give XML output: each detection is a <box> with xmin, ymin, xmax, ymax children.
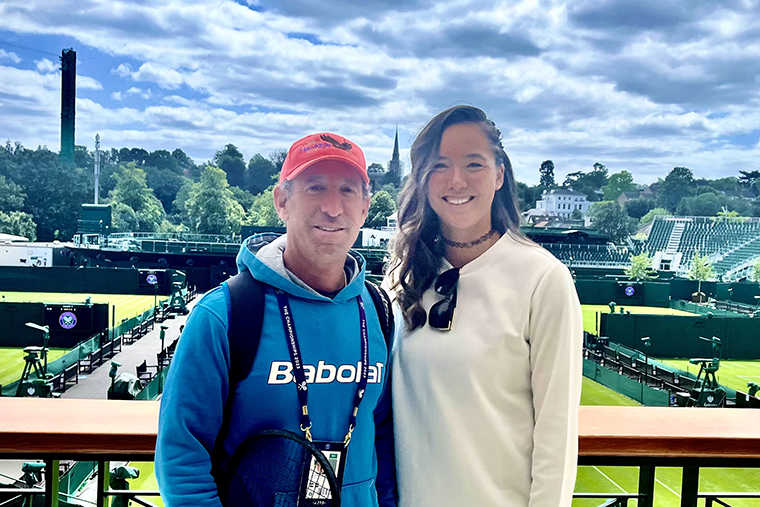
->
<box><xmin>592</xmin><ymin>466</ymin><xmax>627</xmax><ymax>493</ymax></box>
<box><xmin>656</xmin><ymin>478</ymin><xmax>681</xmax><ymax>498</ymax></box>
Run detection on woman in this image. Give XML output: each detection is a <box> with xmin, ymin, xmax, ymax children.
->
<box><xmin>387</xmin><ymin>105</ymin><xmax>582</xmax><ymax>506</ymax></box>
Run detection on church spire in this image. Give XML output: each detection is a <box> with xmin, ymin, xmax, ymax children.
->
<box><xmin>392</xmin><ymin>125</ymin><xmax>400</xmax><ymax>160</ymax></box>
<box><xmin>387</xmin><ymin>125</ymin><xmax>401</xmax><ymax>187</ymax></box>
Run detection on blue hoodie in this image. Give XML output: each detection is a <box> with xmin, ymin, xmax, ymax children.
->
<box><xmin>156</xmin><ymin>234</ymin><xmax>397</xmax><ymax>507</ymax></box>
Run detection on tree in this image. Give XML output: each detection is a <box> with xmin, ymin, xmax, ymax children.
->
<box><xmin>245</xmin><ymin>153</ymin><xmax>278</xmax><ymax>195</ymax></box>
<box><xmin>516</xmin><ymin>182</ymin><xmax>541</xmax><ymax>211</ymax></box>
<box><xmin>245</xmin><ymin>185</ymin><xmax>283</xmax><ymax>228</ymax></box>
<box><xmin>587</xmin><ymin>201</ymin><xmax>636</xmax><ymax>243</ymax></box>
<box><xmin>108</xmin><ymin>164</ymin><xmax>166</xmax><ymax>232</ymax></box>
<box><xmin>145</xmin><ymin>149</ymin><xmax>181</xmax><ymax>174</ymax></box>
<box><xmin>658</xmin><ymin>166</ymin><xmax>694</xmax><ymax>211</ymax></box>
<box><xmin>365</xmin><ymin>191</ymin><xmax>397</xmax><ymax>229</ymax></box>
<box><xmin>714</xmin><ymin>206</ymin><xmax>741</xmax><ymax>222</ymax></box>
<box><xmin>269</xmin><ymin>149</ymin><xmax>287</xmax><ymax>175</ymax></box>
<box><xmin>185</xmin><ymin>165</ymin><xmax>245</xmax><ymax>234</ymax></box>
<box><xmin>739</xmin><ymin>170</ymin><xmax>760</xmax><ymax>193</ymax></box>
<box><xmin>145</xmin><ymin>166</ymin><xmax>192</xmax><ymax>214</ymax></box>
<box><xmin>570</xmin><ymin>208</ymin><xmax>583</xmax><ymax>221</ymax></box>
<box><xmin>4</xmin><ymin>145</ymin><xmax>89</xmax><ymax>240</ymax></box>
<box><xmin>230</xmin><ymin>186</ymin><xmax>256</xmax><ymax>212</ymax></box>
<box><xmin>0</xmin><ymin>211</ymin><xmax>36</xmax><ymax>240</ymax></box>
<box><xmin>0</xmin><ymin>174</ymin><xmax>37</xmax><ymax>240</ymax></box>
<box><xmin>172</xmin><ymin>148</ymin><xmax>199</xmax><ymax>180</ymax></box>
<box><xmin>624</xmin><ymin>198</ymin><xmax>654</xmax><ymax>220</ymax></box>
<box><xmin>0</xmin><ymin>175</ymin><xmax>25</xmax><ymax>212</ymax></box>
<box><xmin>368</xmin><ymin>162</ymin><xmax>385</xmax><ymax>192</ymax></box>
<box><xmin>563</xmin><ymin>163</ymin><xmax>608</xmax><ymax>202</ymax></box>
<box><xmin>380</xmin><ymin>183</ymin><xmax>399</xmax><ymax>202</ymax></box>
<box><xmin>640</xmin><ymin>207</ymin><xmax>669</xmax><ymax>225</ymax></box>
<box><xmin>625</xmin><ymin>250</ymin><xmax>656</xmax><ymax>281</ymax></box>
<box><xmin>676</xmin><ymin>192</ymin><xmax>724</xmax><ymax>217</ymax></box>
<box><xmin>688</xmin><ymin>249</ymin><xmax>716</xmax><ymax>298</ymax></box>
<box><xmin>602</xmin><ymin>170</ymin><xmax>637</xmax><ymax>201</ymax></box>
<box><xmin>539</xmin><ymin>160</ymin><xmax>555</xmax><ymax>188</ymax></box>
<box><xmin>110</xmin><ymin>201</ymin><xmax>139</xmax><ymax>233</ymax></box>
<box><xmin>214</xmin><ymin>144</ymin><xmax>246</xmax><ymax>188</ymax></box>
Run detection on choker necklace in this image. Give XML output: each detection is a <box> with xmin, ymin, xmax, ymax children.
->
<box><xmin>443</xmin><ymin>228</ymin><xmax>497</xmax><ymax>248</ymax></box>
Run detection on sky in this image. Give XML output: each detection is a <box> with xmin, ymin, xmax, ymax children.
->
<box><xmin>1</xmin><ymin>0</ymin><xmax>760</xmax><ymax>186</ymax></box>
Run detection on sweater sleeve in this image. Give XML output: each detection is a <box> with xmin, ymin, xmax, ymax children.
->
<box><xmin>527</xmin><ymin>262</ymin><xmax>583</xmax><ymax>507</ymax></box>
<box><xmin>155</xmin><ymin>296</ymin><xmax>230</xmax><ymax>507</ymax></box>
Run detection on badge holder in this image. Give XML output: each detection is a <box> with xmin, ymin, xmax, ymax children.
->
<box><xmin>301</xmin><ymin>440</ymin><xmax>348</xmax><ymax>506</ymax></box>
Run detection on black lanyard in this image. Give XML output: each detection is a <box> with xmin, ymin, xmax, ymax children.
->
<box><xmin>274</xmin><ymin>289</ymin><xmax>369</xmax><ymax>447</ymax></box>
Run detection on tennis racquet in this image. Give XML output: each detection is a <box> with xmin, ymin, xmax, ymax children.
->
<box><xmin>219</xmin><ymin>429</ymin><xmax>342</xmax><ymax>507</ymax></box>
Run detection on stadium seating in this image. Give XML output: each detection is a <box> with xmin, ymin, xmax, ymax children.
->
<box><xmin>646</xmin><ymin>216</ymin><xmax>760</xmax><ymax>278</ymax></box>
<box><xmin>539</xmin><ymin>243</ymin><xmax>634</xmax><ymax>266</ymax></box>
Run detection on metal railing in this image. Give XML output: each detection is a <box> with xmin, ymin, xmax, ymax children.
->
<box><xmin>2</xmin><ymin>400</ymin><xmax>760</xmax><ymax>507</ymax></box>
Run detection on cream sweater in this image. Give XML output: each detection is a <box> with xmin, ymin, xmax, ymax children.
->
<box><xmin>390</xmin><ymin>233</ymin><xmax>583</xmax><ymax>507</ymax></box>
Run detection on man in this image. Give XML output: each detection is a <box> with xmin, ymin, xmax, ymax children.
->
<box><xmin>156</xmin><ymin>133</ymin><xmax>397</xmax><ymax>507</ymax></box>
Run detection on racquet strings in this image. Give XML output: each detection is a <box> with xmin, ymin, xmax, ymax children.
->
<box><xmin>223</xmin><ymin>431</ymin><xmax>338</xmax><ymax>507</ymax></box>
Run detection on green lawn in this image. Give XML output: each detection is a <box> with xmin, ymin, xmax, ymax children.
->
<box><xmin>0</xmin><ymin>293</ymin><xmax>166</xmax><ymax>387</ymax></box>
<box><xmin>658</xmin><ymin>359</ymin><xmax>760</xmax><ymax>394</ymax></box>
<box><xmin>0</xmin><ymin>292</ymin><xmax>166</xmax><ymax>324</ymax></box>
<box><xmin>0</xmin><ymin>347</ymin><xmax>69</xmax><ymax>388</ymax></box>
<box><xmin>582</xmin><ymin>304</ymin><xmax>697</xmax><ymax>335</ymax></box>
<box><xmin>130</xmin><ymin>461</ymin><xmax>163</xmax><ymax>507</ymax></box>
<box><xmin>574</xmin><ymin>374</ymin><xmax>760</xmax><ymax>506</ymax></box>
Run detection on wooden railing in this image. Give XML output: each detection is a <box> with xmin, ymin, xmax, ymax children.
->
<box><xmin>2</xmin><ymin>399</ymin><xmax>760</xmax><ymax>507</ymax></box>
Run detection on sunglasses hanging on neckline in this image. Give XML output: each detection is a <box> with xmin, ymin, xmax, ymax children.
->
<box><xmin>428</xmin><ymin>268</ymin><xmax>460</xmax><ymax>331</ymax></box>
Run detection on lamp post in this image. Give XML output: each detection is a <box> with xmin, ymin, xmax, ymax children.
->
<box><xmin>24</xmin><ymin>322</ymin><xmax>50</xmax><ymax>377</ymax></box>
<box><xmin>640</xmin><ymin>336</ymin><xmax>651</xmax><ymax>405</ymax></box>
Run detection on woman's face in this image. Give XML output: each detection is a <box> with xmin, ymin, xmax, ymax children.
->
<box><xmin>426</xmin><ymin>122</ymin><xmax>504</xmax><ymax>240</ymax></box>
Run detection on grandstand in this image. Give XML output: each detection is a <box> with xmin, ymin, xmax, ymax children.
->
<box><xmin>528</xmin><ymin>216</ymin><xmax>760</xmax><ymax>280</ymax></box>
<box><xmin>647</xmin><ymin>216</ymin><xmax>760</xmax><ymax>280</ymax></box>
<box><xmin>538</xmin><ymin>242</ymin><xmax>636</xmax><ymax>267</ymax></box>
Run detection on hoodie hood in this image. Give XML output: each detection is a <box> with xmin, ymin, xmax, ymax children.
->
<box><xmin>235</xmin><ymin>233</ymin><xmax>366</xmax><ymax>303</ymax></box>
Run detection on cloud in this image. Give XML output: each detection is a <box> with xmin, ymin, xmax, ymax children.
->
<box><xmin>0</xmin><ymin>49</ymin><xmax>22</xmax><ymax>64</ymax></box>
<box><xmin>1</xmin><ymin>0</ymin><xmax>760</xmax><ymax>185</ymax></box>
<box><xmin>34</xmin><ymin>58</ymin><xmax>57</xmax><ymax>73</ymax></box>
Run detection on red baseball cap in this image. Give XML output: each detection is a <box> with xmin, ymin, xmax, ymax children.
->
<box><xmin>280</xmin><ymin>132</ymin><xmax>369</xmax><ymax>185</ymax></box>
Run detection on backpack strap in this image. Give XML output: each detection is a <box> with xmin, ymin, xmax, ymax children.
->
<box><xmin>365</xmin><ymin>280</ymin><xmax>395</xmax><ymax>350</ymax></box>
<box><xmin>211</xmin><ymin>270</ymin><xmax>265</xmax><ymax>481</ymax></box>
<box><xmin>211</xmin><ymin>274</ymin><xmax>393</xmax><ymax>482</ymax></box>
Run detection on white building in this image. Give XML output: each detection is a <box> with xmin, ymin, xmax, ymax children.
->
<box><xmin>535</xmin><ymin>189</ymin><xmax>591</xmax><ymax>220</ymax></box>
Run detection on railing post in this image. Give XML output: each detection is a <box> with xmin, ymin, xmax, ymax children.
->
<box><xmin>681</xmin><ymin>466</ymin><xmax>700</xmax><ymax>507</ymax></box>
<box><xmin>97</xmin><ymin>460</ymin><xmax>110</xmax><ymax>507</ymax></box>
<box><xmin>44</xmin><ymin>459</ymin><xmax>60</xmax><ymax>507</ymax></box>
<box><xmin>638</xmin><ymin>465</ymin><xmax>655</xmax><ymax>507</ymax></box>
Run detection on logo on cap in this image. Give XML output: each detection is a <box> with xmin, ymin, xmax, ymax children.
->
<box><xmin>320</xmin><ymin>134</ymin><xmax>352</xmax><ymax>152</ymax></box>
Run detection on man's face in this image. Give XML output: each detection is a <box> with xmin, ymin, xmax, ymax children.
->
<box><xmin>274</xmin><ymin>160</ymin><xmax>369</xmax><ymax>263</ymax></box>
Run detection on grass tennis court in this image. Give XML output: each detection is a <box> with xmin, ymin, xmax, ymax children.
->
<box><xmin>574</xmin><ymin>373</ymin><xmax>760</xmax><ymax>506</ymax></box>
<box><xmin>0</xmin><ymin>292</ymin><xmax>166</xmax><ymax>387</ymax></box>
<box><xmin>658</xmin><ymin>359</ymin><xmax>760</xmax><ymax>395</ymax></box>
<box><xmin>0</xmin><ymin>292</ymin><xmax>166</xmax><ymax>324</ymax></box>
<box><xmin>581</xmin><ymin>304</ymin><xmax>698</xmax><ymax>335</ymax></box>
<box><xmin>0</xmin><ymin>347</ymin><xmax>69</xmax><ymax>388</ymax></box>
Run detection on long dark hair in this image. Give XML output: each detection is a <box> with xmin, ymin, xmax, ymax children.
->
<box><xmin>389</xmin><ymin>105</ymin><xmax>523</xmax><ymax>331</ymax></box>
